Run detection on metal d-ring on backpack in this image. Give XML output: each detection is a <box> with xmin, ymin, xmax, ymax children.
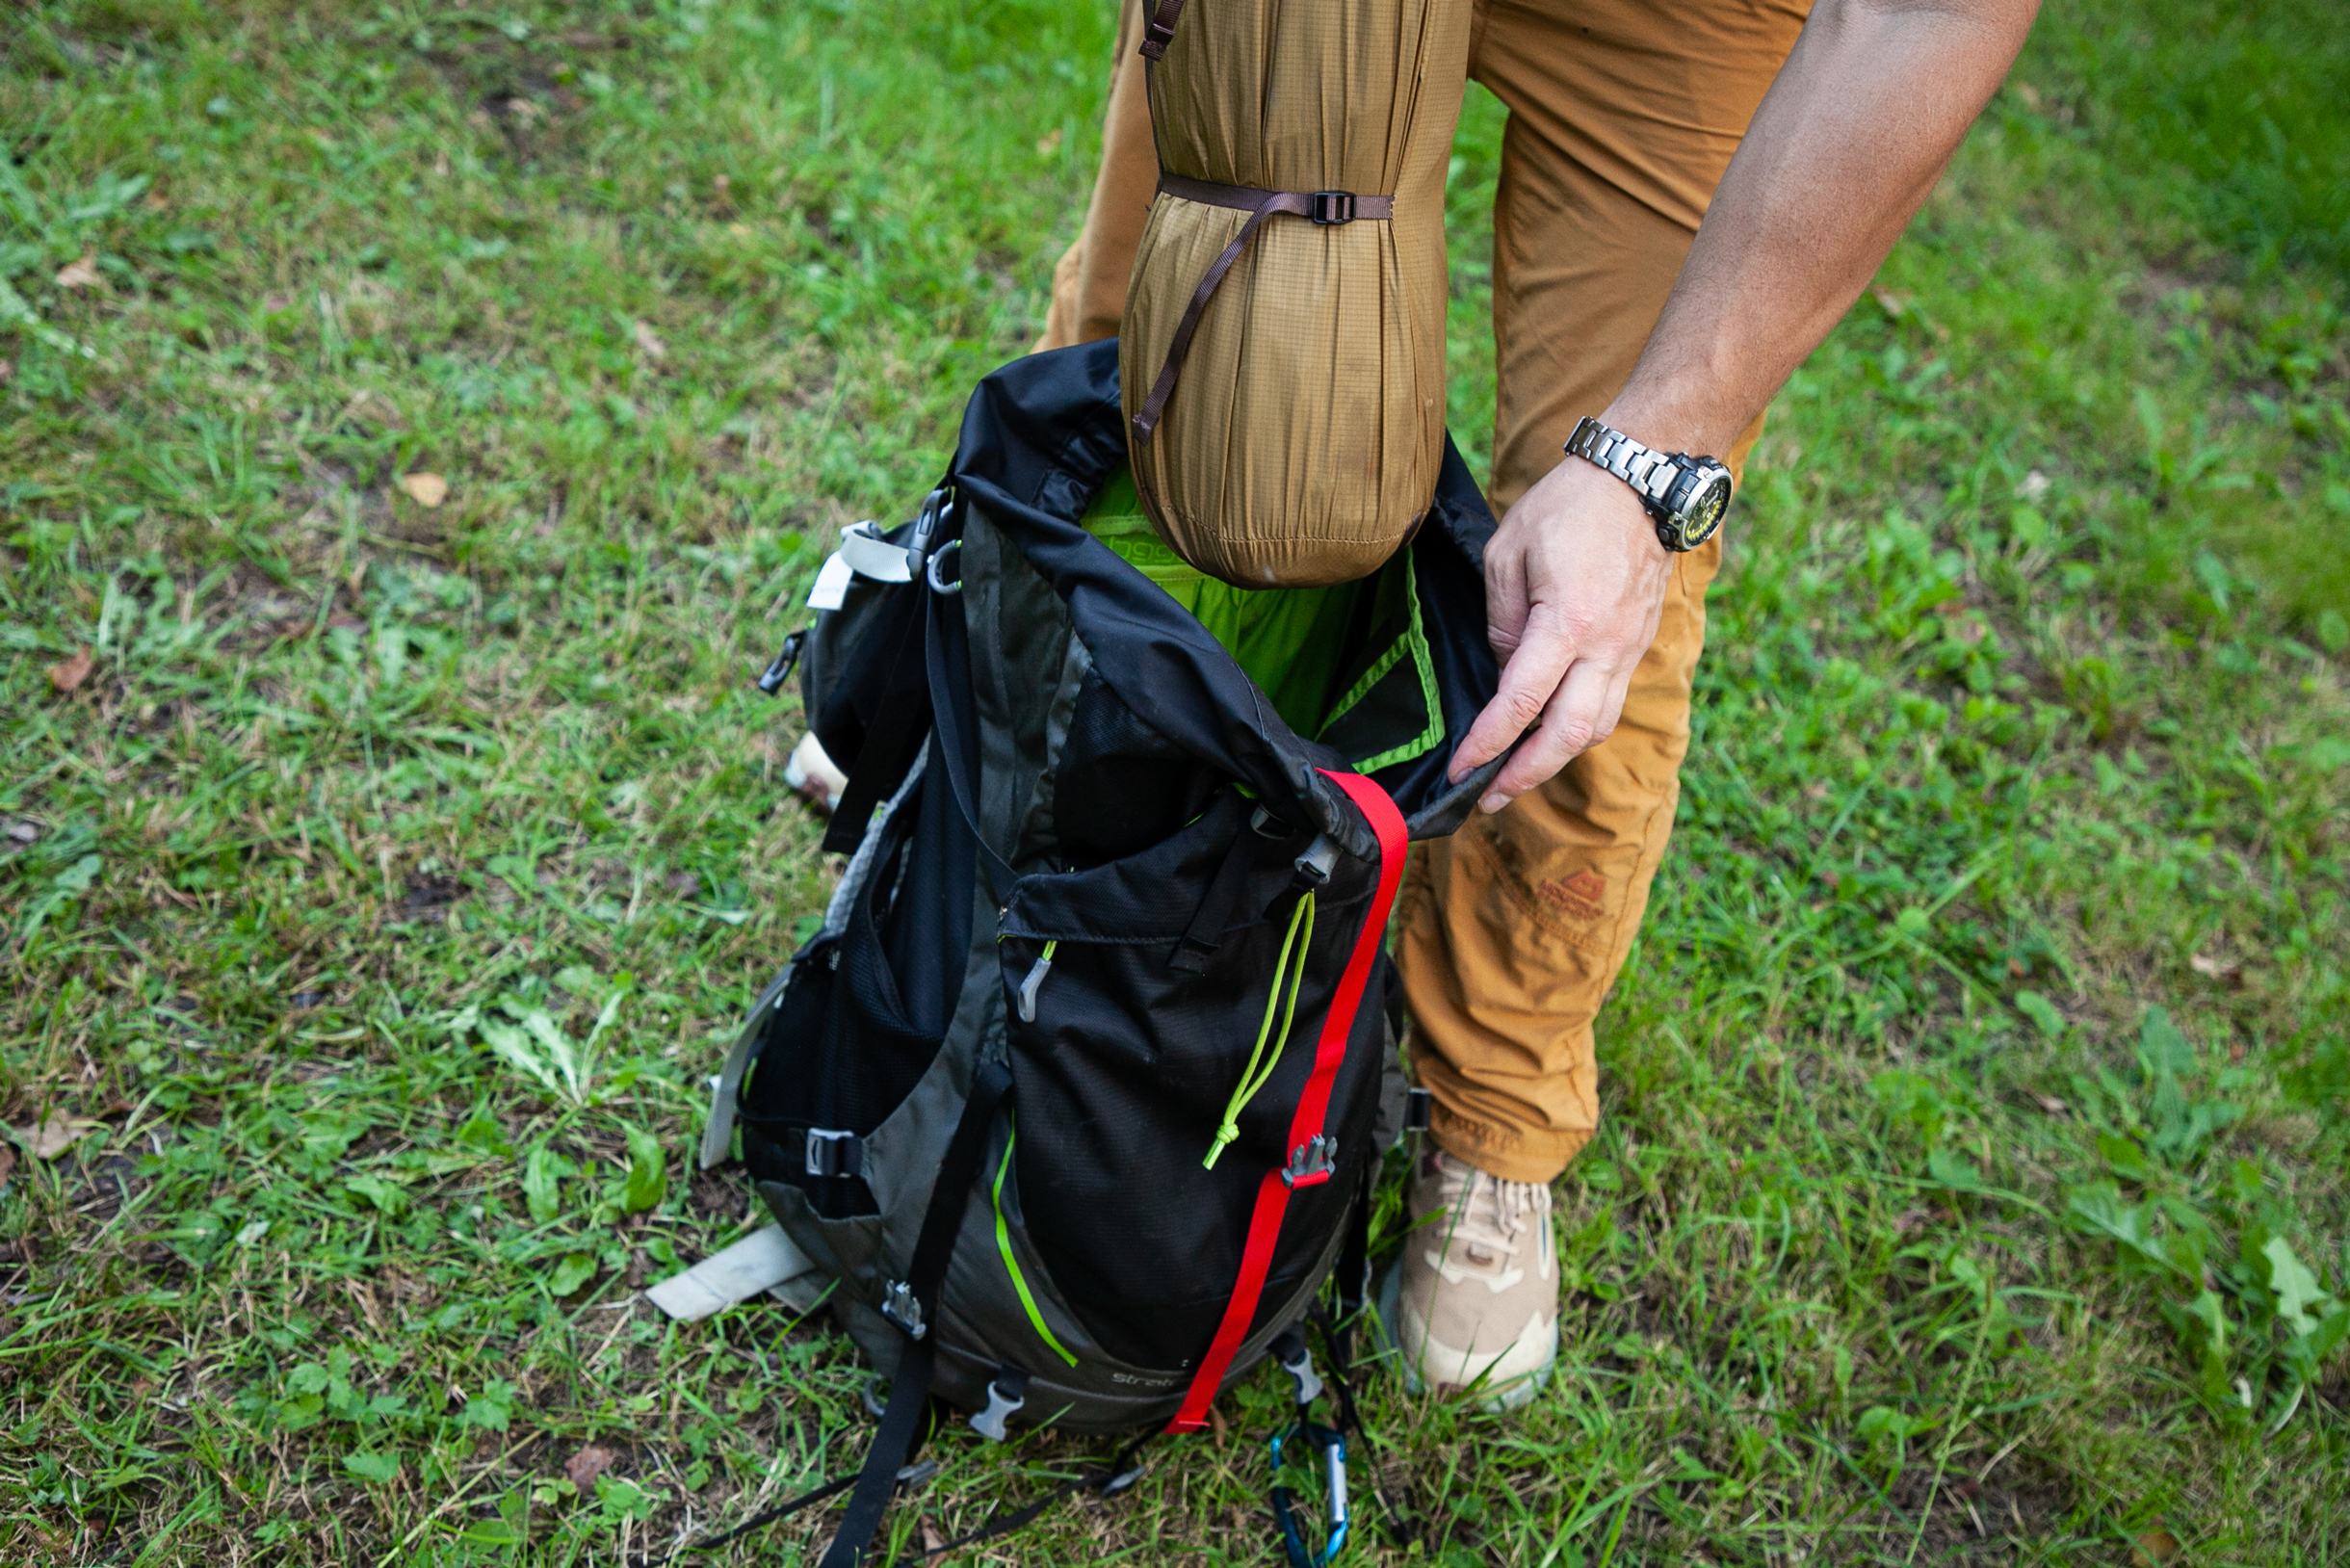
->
<box><xmin>690</xmin><ymin>339</ymin><xmax>1504</xmax><ymax>1566</ymax></box>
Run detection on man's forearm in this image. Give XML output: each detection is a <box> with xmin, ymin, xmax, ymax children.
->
<box><xmin>1450</xmin><ymin>0</ymin><xmax>2038</xmax><ymax>804</ymax></box>
<box><xmin>1606</xmin><ymin>0</ymin><xmax>2040</xmax><ymax>459</ymax></box>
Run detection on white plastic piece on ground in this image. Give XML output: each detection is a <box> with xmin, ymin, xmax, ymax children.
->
<box><xmin>645</xmin><ymin>1223</ymin><xmax>827</xmax><ymax>1320</ymax></box>
<box><xmin>784</xmin><ymin>732</ymin><xmax>848</xmax><ymax>814</ymax></box>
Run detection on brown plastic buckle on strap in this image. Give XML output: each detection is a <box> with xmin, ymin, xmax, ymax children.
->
<box><xmin>1131</xmin><ymin>176</ymin><xmax>1395</xmax><ymax>443</ymax></box>
<box><xmin>1136</xmin><ymin>0</ymin><xmax>1188</xmax><ymax>60</ymax></box>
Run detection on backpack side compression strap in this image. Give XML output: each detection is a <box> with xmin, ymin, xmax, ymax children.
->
<box><xmin>818</xmin><ymin>1059</ymin><xmax>1014</xmax><ymax>1568</ymax></box>
<box><xmin>1166</xmin><ymin>770</ymin><xmax>1407</xmax><ymax>1433</ymax></box>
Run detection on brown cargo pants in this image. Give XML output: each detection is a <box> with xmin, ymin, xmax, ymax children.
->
<box><xmin>1037</xmin><ymin>0</ymin><xmax>1813</xmax><ymax>1183</ymax></box>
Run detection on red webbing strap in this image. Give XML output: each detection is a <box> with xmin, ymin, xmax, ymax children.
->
<box><xmin>1166</xmin><ymin>770</ymin><xmax>1407</xmax><ymax>1433</ymax></box>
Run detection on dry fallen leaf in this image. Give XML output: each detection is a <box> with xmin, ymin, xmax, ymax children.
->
<box><xmin>2133</xmin><ymin>1528</ymin><xmax>2181</xmax><ymax>1567</ymax></box>
<box><xmin>565</xmin><ymin>1445</ymin><xmax>617</xmax><ymax>1491</ymax></box>
<box><xmin>1207</xmin><ymin>1401</ymin><xmax>1229</xmax><ymax>1438</ymax></box>
<box><xmin>1871</xmin><ymin>285</ymin><xmax>1913</xmax><ymax>319</ymax></box>
<box><xmin>2019</xmin><ymin>468</ymin><xmax>2052</xmax><ymax>501</ymax></box>
<box><xmin>0</xmin><ymin>1144</ymin><xmax>16</xmax><ymax>1188</ymax></box>
<box><xmin>2189</xmin><ymin>951</ymin><xmax>2241</xmax><ymax>983</ymax></box>
<box><xmin>55</xmin><ymin>252</ymin><xmax>102</xmax><ymax>289</ymax></box>
<box><xmin>2036</xmin><ymin>1094</ymin><xmax>2071</xmax><ymax>1117</ymax></box>
<box><xmin>920</xmin><ymin>1519</ymin><xmax>947</xmax><ymax>1555</ymax></box>
<box><xmin>13</xmin><ymin>1112</ymin><xmax>105</xmax><ymax>1161</ymax></box>
<box><xmin>47</xmin><ymin>647</ymin><xmax>93</xmax><ymax>693</ymax></box>
<box><xmin>398</xmin><ymin>472</ymin><xmax>449</xmax><ymax>508</ymax></box>
<box><xmin>631</xmin><ymin>319</ymin><xmax>668</xmax><ymax>361</ymax></box>
<box><xmin>1036</xmin><ymin>127</ymin><xmax>1063</xmax><ymax>156</ymax></box>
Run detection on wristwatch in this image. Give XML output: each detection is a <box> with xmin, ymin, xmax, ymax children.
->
<box><xmin>1564</xmin><ymin>416</ymin><xmax>1734</xmax><ymax>553</ymax></box>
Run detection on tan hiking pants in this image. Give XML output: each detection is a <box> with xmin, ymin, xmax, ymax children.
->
<box><xmin>1038</xmin><ymin>0</ymin><xmax>1812</xmax><ymax>1183</ymax></box>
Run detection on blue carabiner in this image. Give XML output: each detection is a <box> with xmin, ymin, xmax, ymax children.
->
<box><xmin>1268</xmin><ymin>1418</ymin><xmax>1349</xmax><ymax>1566</ymax></box>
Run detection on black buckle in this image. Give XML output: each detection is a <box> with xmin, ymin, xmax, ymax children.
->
<box><xmin>756</xmin><ymin>628</ymin><xmax>808</xmax><ymax>696</ymax></box>
<box><xmin>1308</xmin><ymin>192</ymin><xmax>1356</xmax><ymax>225</ymax></box>
<box><xmin>803</xmin><ymin>1128</ymin><xmax>862</xmax><ymax>1180</ymax></box>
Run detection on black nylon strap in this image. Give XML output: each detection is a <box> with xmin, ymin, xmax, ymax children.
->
<box><xmin>816</xmin><ymin>1341</ymin><xmax>936</xmax><ymax>1568</ymax></box>
<box><xmin>815</xmin><ymin>1059</ymin><xmax>1015</xmax><ymax>1568</ymax></box>
<box><xmin>730</xmin><ymin>1116</ymin><xmax>869</xmax><ymax>1183</ymax></box>
<box><xmin>905</xmin><ymin>1059</ymin><xmax>1013</xmax><ymax>1318</ymax></box>
<box><xmin>881</xmin><ymin>1433</ymin><xmax>1156</xmax><ymax>1566</ymax></box>
<box><xmin>654</xmin><ymin>1472</ymin><xmax>857</xmax><ymax>1562</ymax></box>
<box><xmin>923</xmin><ymin>566</ymin><xmax>1017</xmax><ymax>905</ymax></box>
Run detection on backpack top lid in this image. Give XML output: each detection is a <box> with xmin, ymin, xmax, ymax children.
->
<box><xmin>947</xmin><ymin>338</ymin><xmax>1505</xmax><ymax>853</ymax></box>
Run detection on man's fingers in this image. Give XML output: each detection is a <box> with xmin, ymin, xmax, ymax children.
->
<box><xmin>1449</xmin><ymin>612</ymin><xmax>1576</xmax><ymax>780</ymax></box>
<box><xmin>1483</xmin><ymin>545</ymin><xmax>1530</xmax><ymax>657</ymax></box>
<box><xmin>1480</xmin><ymin>659</ymin><xmax>1617</xmax><ymax>808</ymax></box>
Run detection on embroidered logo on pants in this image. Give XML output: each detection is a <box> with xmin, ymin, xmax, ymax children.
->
<box><xmin>1537</xmin><ymin>868</ymin><xmax>1606</xmax><ymax>921</ymax></box>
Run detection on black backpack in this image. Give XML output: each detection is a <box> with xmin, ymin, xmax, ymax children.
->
<box><xmin>693</xmin><ymin>339</ymin><xmax>1503</xmax><ymax>1565</ymax></box>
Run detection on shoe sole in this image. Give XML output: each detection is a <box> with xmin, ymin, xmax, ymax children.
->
<box><xmin>1374</xmin><ymin>1260</ymin><xmax>1557</xmax><ymax>1415</ymax></box>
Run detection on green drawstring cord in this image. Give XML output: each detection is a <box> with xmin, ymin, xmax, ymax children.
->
<box><xmin>1203</xmin><ymin>890</ymin><xmax>1316</xmax><ymax>1169</ymax></box>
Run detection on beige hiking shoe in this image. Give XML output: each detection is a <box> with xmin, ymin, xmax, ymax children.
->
<box><xmin>1381</xmin><ymin>1146</ymin><xmax>1558</xmax><ymax>1412</ymax></box>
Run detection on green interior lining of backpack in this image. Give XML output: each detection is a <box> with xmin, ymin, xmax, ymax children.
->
<box><xmin>1081</xmin><ymin>465</ymin><xmax>1444</xmax><ymax>772</ymax></box>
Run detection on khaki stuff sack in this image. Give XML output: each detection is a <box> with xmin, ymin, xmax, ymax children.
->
<box><xmin>1119</xmin><ymin>0</ymin><xmax>1474</xmax><ymax>589</ymax></box>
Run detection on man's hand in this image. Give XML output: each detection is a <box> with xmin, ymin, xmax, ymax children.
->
<box><xmin>1449</xmin><ymin>451</ymin><xmax>1672</xmax><ymax>813</ymax></box>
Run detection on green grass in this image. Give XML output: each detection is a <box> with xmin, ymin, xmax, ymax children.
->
<box><xmin>3</xmin><ymin>1</ymin><xmax>2346</xmax><ymax>1563</ymax></box>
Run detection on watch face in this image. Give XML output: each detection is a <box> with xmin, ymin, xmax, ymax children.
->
<box><xmin>1683</xmin><ymin>473</ymin><xmax>1732</xmax><ymax>543</ymax></box>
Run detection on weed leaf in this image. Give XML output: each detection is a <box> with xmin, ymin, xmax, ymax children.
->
<box><xmin>343</xmin><ymin>1451</ymin><xmax>401</xmax><ymax>1484</ymax></box>
<box><xmin>2013</xmin><ymin>989</ymin><xmax>2064</xmax><ymax>1038</ymax></box>
<box><xmin>2137</xmin><ymin>1006</ymin><xmax>2196</xmax><ymax>1076</ymax></box>
<box><xmin>478</xmin><ymin>1019</ymin><xmax>564</xmax><ymax>1102</ymax></box>
<box><xmin>623</xmin><ymin>1125</ymin><xmax>666</xmax><ymax>1214</ymax></box>
<box><xmin>523</xmin><ymin>1147</ymin><xmax>572</xmax><ymax>1225</ymax></box>
<box><xmin>345</xmin><ymin>1174</ymin><xmax>408</xmax><ymax>1216</ymax></box>
<box><xmin>2260</xmin><ymin>1237</ymin><xmax>2332</xmax><ymax>1336</ymax></box>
